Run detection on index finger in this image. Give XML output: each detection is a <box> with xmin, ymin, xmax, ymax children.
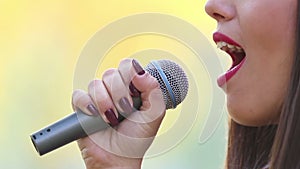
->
<box><xmin>118</xmin><ymin>58</ymin><xmax>137</xmax><ymax>87</ymax></box>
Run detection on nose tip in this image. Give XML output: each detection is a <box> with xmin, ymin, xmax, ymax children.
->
<box><xmin>205</xmin><ymin>0</ymin><xmax>234</xmax><ymax>22</ymax></box>
<box><xmin>205</xmin><ymin>1</ymin><xmax>216</xmax><ymax>19</ymax></box>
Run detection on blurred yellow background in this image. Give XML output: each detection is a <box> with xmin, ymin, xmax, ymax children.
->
<box><xmin>0</xmin><ymin>0</ymin><xmax>230</xmax><ymax>168</ymax></box>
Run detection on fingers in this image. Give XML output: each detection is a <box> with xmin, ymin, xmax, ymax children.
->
<box><xmin>102</xmin><ymin>68</ymin><xmax>134</xmax><ymax>114</ymax></box>
<box><xmin>74</xmin><ymin>59</ymin><xmax>167</xmax><ymax>159</ymax></box>
<box><xmin>72</xmin><ymin>89</ymin><xmax>99</xmax><ymax>116</ymax></box>
<box><xmin>117</xmin><ymin>76</ymin><xmax>166</xmax><ymax>138</ymax></box>
<box><xmin>72</xmin><ymin>59</ymin><xmax>165</xmax><ymax>127</ymax></box>
<box><xmin>119</xmin><ymin>58</ymin><xmax>160</xmax><ymax>94</ymax></box>
<box><xmin>118</xmin><ymin>59</ymin><xmax>142</xmax><ymax>97</ymax></box>
<box><xmin>88</xmin><ymin>79</ymin><xmax>119</xmax><ymax>126</ymax></box>
<box><xmin>117</xmin><ymin>58</ymin><xmax>165</xmax><ymax>115</ymax></box>
<box><xmin>116</xmin><ymin>59</ymin><xmax>166</xmax><ymax>136</ymax></box>
<box><xmin>86</xmin><ymin>66</ymin><xmax>136</xmax><ymax>126</ymax></box>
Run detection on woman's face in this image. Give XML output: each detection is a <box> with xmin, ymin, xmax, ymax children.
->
<box><xmin>205</xmin><ymin>0</ymin><xmax>297</xmax><ymax>126</ymax></box>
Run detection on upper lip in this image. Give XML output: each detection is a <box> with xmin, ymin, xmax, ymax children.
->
<box><xmin>213</xmin><ymin>32</ymin><xmax>242</xmax><ymax>47</ymax></box>
<box><xmin>213</xmin><ymin>32</ymin><xmax>246</xmax><ymax>69</ymax></box>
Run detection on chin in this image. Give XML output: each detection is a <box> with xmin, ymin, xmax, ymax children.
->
<box><xmin>227</xmin><ymin>100</ymin><xmax>280</xmax><ymax>127</ymax></box>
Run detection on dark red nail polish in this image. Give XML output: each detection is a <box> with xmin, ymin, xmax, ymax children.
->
<box><xmin>132</xmin><ymin>59</ymin><xmax>145</xmax><ymax>75</ymax></box>
<box><xmin>87</xmin><ymin>104</ymin><xmax>99</xmax><ymax>116</ymax></box>
<box><xmin>105</xmin><ymin>109</ymin><xmax>119</xmax><ymax>126</ymax></box>
<box><xmin>129</xmin><ymin>82</ymin><xmax>140</xmax><ymax>97</ymax></box>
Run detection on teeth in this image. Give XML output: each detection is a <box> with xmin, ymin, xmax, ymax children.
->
<box><xmin>217</xmin><ymin>42</ymin><xmax>223</xmax><ymax>48</ymax></box>
<box><xmin>216</xmin><ymin>41</ymin><xmax>244</xmax><ymax>53</ymax></box>
<box><xmin>227</xmin><ymin>44</ymin><xmax>234</xmax><ymax>49</ymax></box>
<box><xmin>221</xmin><ymin>42</ymin><xmax>227</xmax><ymax>47</ymax></box>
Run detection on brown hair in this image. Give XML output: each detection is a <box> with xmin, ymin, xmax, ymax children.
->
<box><xmin>269</xmin><ymin>0</ymin><xmax>300</xmax><ymax>167</ymax></box>
<box><xmin>226</xmin><ymin>121</ymin><xmax>277</xmax><ymax>169</ymax></box>
<box><xmin>226</xmin><ymin>1</ymin><xmax>300</xmax><ymax>169</ymax></box>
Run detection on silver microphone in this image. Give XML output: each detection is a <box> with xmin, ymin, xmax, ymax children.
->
<box><xmin>30</xmin><ymin>59</ymin><xmax>189</xmax><ymax>156</ymax></box>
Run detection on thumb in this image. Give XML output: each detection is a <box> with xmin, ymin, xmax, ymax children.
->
<box><xmin>116</xmin><ymin>71</ymin><xmax>166</xmax><ymax>139</ymax></box>
<box><xmin>88</xmin><ymin>72</ymin><xmax>166</xmax><ymax>158</ymax></box>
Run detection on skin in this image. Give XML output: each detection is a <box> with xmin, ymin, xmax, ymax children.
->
<box><xmin>205</xmin><ymin>0</ymin><xmax>297</xmax><ymax>126</ymax></box>
<box><xmin>72</xmin><ymin>59</ymin><xmax>166</xmax><ymax>169</ymax></box>
<box><xmin>72</xmin><ymin>1</ymin><xmax>297</xmax><ymax>168</ymax></box>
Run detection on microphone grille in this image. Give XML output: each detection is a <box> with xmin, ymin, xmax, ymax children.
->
<box><xmin>145</xmin><ymin>60</ymin><xmax>189</xmax><ymax>109</ymax></box>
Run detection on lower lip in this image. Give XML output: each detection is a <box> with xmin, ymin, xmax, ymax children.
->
<box><xmin>217</xmin><ymin>58</ymin><xmax>246</xmax><ymax>87</ymax></box>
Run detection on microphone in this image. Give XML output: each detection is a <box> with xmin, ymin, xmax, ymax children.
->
<box><xmin>30</xmin><ymin>59</ymin><xmax>189</xmax><ymax>156</ymax></box>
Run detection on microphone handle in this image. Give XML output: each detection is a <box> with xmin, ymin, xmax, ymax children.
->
<box><xmin>30</xmin><ymin>96</ymin><xmax>142</xmax><ymax>156</ymax></box>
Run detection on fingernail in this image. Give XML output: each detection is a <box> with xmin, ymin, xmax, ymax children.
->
<box><xmin>105</xmin><ymin>109</ymin><xmax>119</xmax><ymax>126</ymax></box>
<box><xmin>119</xmin><ymin>97</ymin><xmax>134</xmax><ymax>113</ymax></box>
<box><xmin>132</xmin><ymin>59</ymin><xmax>145</xmax><ymax>75</ymax></box>
<box><xmin>129</xmin><ymin>82</ymin><xmax>140</xmax><ymax>97</ymax></box>
<box><xmin>87</xmin><ymin>104</ymin><xmax>99</xmax><ymax>116</ymax></box>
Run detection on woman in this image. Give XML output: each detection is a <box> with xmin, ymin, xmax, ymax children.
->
<box><xmin>205</xmin><ymin>0</ymin><xmax>300</xmax><ymax>168</ymax></box>
<box><xmin>71</xmin><ymin>0</ymin><xmax>300</xmax><ymax>168</ymax></box>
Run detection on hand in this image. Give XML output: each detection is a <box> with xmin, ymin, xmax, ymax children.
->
<box><xmin>72</xmin><ymin>59</ymin><xmax>166</xmax><ymax>169</ymax></box>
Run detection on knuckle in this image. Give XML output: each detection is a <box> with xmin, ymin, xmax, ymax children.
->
<box><xmin>72</xmin><ymin>90</ymin><xmax>90</xmax><ymax>107</ymax></box>
<box><xmin>119</xmin><ymin>58</ymin><xmax>132</xmax><ymax>67</ymax></box>
<box><xmin>102</xmin><ymin>68</ymin><xmax>117</xmax><ymax>78</ymax></box>
<box><xmin>88</xmin><ymin>79</ymin><xmax>103</xmax><ymax>92</ymax></box>
<box><xmin>142</xmin><ymin>74</ymin><xmax>159</xmax><ymax>89</ymax></box>
<box><xmin>150</xmin><ymin>76</ymin><xmax>160</xmax><ymax>88</ymax></box>
<box><xmin>72</xmin><ymin>89</ymin><xmax>85</xmax><ymax>101</ymax></box>
<box><xmin>77</xmin><ymin>95</ymin><xmax>90</xmax><ymax>107</ymax></box>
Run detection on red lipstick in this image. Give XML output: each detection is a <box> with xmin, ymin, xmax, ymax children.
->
<box><xmin>213</xmin><ymin>32</ymin><xmax>246</xmax><ymax>87</ymax></box>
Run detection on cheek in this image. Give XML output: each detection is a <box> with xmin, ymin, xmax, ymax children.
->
<box><xmin>227</xmin><ymin>1</ymin><xmax>297</xmax><ymax>126</ymax></box>
<box><xmin>240</xmin><ymin>1</ymin><xmax>297</xmax><ymax>51</ymax></box>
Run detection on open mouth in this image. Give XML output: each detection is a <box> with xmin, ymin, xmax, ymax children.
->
<box><xmin>213</xmin><ymin>32</ymin><xmax>246</xmax><ymax>87</ymax></box>
<box><xmin>216</xmin><ymin>41</ymin><xmax>246</xmax><ymax>70</ymax></box>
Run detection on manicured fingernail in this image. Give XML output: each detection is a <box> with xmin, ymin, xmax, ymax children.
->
<box><xmin>119</xmin><ymin>97</ymin><xmax>134</xmax><ymax>113</ymax></box>
<box><xmin>129</xmin><ymin>82</ymin><xmax>140</xmax><ymax>97</ymax></box>
<box><xmin>87</xmin><ymin>104</ymin><xmax>99</xmax><ymax>116</ymax></box>
<box><xmin>105</xmin><ymin>109</ymin><xmax>119</xmax><ymax>126</ymax></box>
<box><xmin>132</xmin><ymin>59</ymin><xmax>145</xmax><ymax>75</ymax></box>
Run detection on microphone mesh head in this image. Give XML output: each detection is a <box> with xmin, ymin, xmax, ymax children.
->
<box><xmin>145</xmin><ymin>60</ymin><xmax>189</xmax><ymax>109</ymax></box>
